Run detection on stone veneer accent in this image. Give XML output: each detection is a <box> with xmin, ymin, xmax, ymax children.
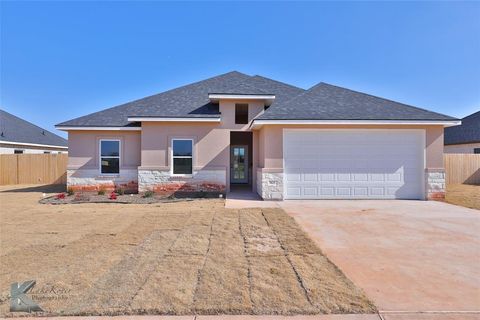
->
<box><xmin>138</xmin><ymin>168</ymin><xmax>226</xmax><ymax>197</ymax></box>
<box><xmin>256</xmin><ymin>169</ymin><xmax>283</xmax><ymax>200</ymax></box>
<box><xmin>67</xmin><ymin>169</ymin><xmax>138</xmax><ymax>192</ymax></box>
<box><xmin>425</xmin><ymin>168</ymin><xmax>446</xmax><ymax>200</ymax></box>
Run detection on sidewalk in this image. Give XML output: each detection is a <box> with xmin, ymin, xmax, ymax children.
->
<box><xmin>4</xmin><ymin>312</ymin><xmax>480</xmax><ymax>320</ymax></box>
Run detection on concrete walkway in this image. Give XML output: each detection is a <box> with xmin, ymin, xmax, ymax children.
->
<box><xmin>225</xmin><ymin>187</ymin><xmax>278</xmax><ymax>209</ymax></box>
<box><xmin>5</xmin><ymin>311</ymin><xmax>480</xmax><ymax>319</ymax></box>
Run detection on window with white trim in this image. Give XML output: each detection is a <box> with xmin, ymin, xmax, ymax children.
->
<box><xmin>172</xmin><ymin>139</ymin><xmax>193</xmax><ymax>175</ymax></box>
<box><xmin>100</xmin><ymin>140</ymin><xmax>120</xmax><ymax>174</ymax></box>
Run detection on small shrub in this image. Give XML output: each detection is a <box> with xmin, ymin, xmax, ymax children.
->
<box><xmin>115</xmin><ymin>187</ymin><xmax>125</xmax><ymax>195</ymax></box>
<box><xmin>143</xmin><ymin>190</ymin><xmax>154</xmax><ymax>198</ymax></box>
<box><xmin>270</xmin><ymin>267</ymin><xmax>279</xmax><ymax>275</ymax></box>
<box><xmin>73</xmin><ymin>193</ymin><xmax>90</xmax><ymax>202</ymax></box>
<box><xmin>67</xmin><ymin>187</ymin><xmax>75</xmax><ymax>196</ymax></box>
<box><xmin>109</xmin><ymin>192</ymin><xmax>117</xmax><ymax>200</ymax></box>
<box><xmin>98</xmin><ymin>188</ymin><xmax>106</xmax><ymax>195</ymax></box>
<box><xmin>55</xmin><ymin>193</ymin><xmax>66</xmax><ymax>200</ymax></box>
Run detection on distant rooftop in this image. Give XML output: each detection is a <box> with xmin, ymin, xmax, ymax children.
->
<box><xmin>0</xmin><ymin>109</ymin><xmax>68</xmax><ymax>147</ymax></box>
<box><xmin>444</xmin><ymin>111</ymin><xmax>480</xmax><ymax>145</ymax></box>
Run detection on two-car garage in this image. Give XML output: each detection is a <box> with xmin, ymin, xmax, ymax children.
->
<box><xmin>283</xmin><ymin>129</ymin><xmax>425</xmax><ymax>200</ymax></box>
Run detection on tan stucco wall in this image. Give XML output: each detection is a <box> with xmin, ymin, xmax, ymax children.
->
<box><xmin>139</xmin><ymin>100</ymin><xmax>265</xmax><ymax>191</ymax></box>
<box><xmin>67</xmin><ymin>131</ymin><xmax>141</xmax><ymax>170</ymax></box>
<box><xmin>140</xmin><ymin>122</ymin><xmax>227</xmax><ymax>169</ymax></box>
<box><xmin>67</xmin><ymin>100</ymin><xmax>265</xmax><ymax>191</ymax></box>
<box><xmin>257</xmin><ymin>125</ymin><xmax>445</xmax><ymax>169</ymax></box>
<box><xmin>68</xmin><ymin>124</ymin><xmax>445</xmax><ymax>172</ymax></box>
<box><xmin>140</xmin><ymin>100</ymin><xmax>264</xmax><ymax>169</ymax></box>
<box><xmin>444</xmin><ymin>142</ymin><xmax>480</xmax><ymax>154</ymax></box>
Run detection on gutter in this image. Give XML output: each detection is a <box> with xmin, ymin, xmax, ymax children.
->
<box><xmin>0</xmin><ymin>140</ymin><xmax>68</xmax><ymax>149</ymax></box>
<box><xmin>250</xmin><ymin>119</ymin><xmax>462</xmax><ymax>129</ymax></box>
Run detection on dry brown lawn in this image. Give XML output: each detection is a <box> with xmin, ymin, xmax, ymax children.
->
<box><xmin>445</xmin><ymin>184</ymin><xmax>480</xmax><ymax>210</ymax></box>
<box><xmin>0</xmin><ymin>184</ymin><xmax>375</xmax><ymax>316</ymax></box>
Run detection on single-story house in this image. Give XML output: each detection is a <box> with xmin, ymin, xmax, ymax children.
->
<box><xmin>444</xmin><ymin>111</ymin><xmax>480</xmax><ymax>154</ymax></box>
<box><xmin>56</xmin><ymin>71</ymin><xmax>460</xmax><ymax>200</ymax></box>
<box><xmin>1</xmin><ymin>109</ymin><xmax>68</xmax><ymax>154</ymax></box>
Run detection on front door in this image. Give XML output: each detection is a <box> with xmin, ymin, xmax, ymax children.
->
<box><xmin>230</xmin><ymin>145</ymin><xmax>248</xmax><ymax>184</ymax></box>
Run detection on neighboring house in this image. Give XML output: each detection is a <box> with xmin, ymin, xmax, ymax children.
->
<box><xmin>444</xmin><ymin>111</ymin><xmax>480</xmax><ymax>154</ymax></box>
<box><xmin>56</xmin><ymin>71</ymin><xmax>459</xmax><ymax>200</ymax></box>
<box><xmin>0</xmin><ymin>109</ymin><xmax>68</xmax><ymax>154</ymax></box>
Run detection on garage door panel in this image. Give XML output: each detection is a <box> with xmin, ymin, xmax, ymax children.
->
<box><xmin>286</xmin><ymin>185</ymin><xmax>420</xmax><ymax>199</ymax></box>
<box><xmin>353</xmin><ymin>173</ymin><xmax>369</xmax><ymax>181</ymax></box>
<box><xmin>354</xmin><ymin>187</ymin><xmax>368</xmax><ymax>196</ymax></box>
<box><xmin>284</xmin><ymin>130</ymin><xmax>424</xmax><ymax>200</ymax></box>
<box><xmin>286</xmin><ymin>169</ymin><xmax>420</xmax><ymax>184</ymax></box>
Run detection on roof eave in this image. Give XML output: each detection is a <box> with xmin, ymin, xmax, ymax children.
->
<box><xmin>444</xmin><ymin>139</ymin><xmax>480</xmax><ymax>146</ymax></box>
<box><xmin>250</xmin><ymin>119</ymin><xmax>462</xmax><ymax>129</ymax></box>
<box><xmin>127</xmin><ymin>117</ymin><xmax>221</xmax><ymax>123</ymax></box>
<box><xmin>208</xmin><ymin>93</ymin><xmax>275</xmax><ymax>105</ymax></box>
<box><xmin>55</xmin><ymin>126</ymin><xmax>142</xmax><ymax>131</ymax></box>
<box><xmin>0</xmin><ymin>140</ymin><xmax>68</xmax><ymax>149</ymax></box>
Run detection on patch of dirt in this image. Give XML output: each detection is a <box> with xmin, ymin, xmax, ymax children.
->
<box><xmin>445</xmin><ymin>184</ymin><xmax>480</xmax><ymax>210</ymax></box>
<box><xmin>0</xmin><ymin>184</ymin><xmax>376</xmax><ymax>316</ymax></box>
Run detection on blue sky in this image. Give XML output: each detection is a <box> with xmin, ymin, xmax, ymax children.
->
<box><xmin>1</xmin><ymin>1</ymin><xmax>479</xmax><ymax>138</ymax></box>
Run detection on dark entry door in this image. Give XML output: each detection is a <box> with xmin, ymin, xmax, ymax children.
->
<box><xmin>230</xmin><ymin>145</ymin><xmax>248</xmax><ymax>184</ymax></box>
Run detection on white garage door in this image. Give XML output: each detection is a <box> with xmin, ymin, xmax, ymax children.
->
<box><xmin>283</xmin><ymin>130</ymin><xmax>425</xmax><ymax>200</ymax></box>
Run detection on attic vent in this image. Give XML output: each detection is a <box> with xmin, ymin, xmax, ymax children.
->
<box><xmin>42</xmin><ymin>130</ymin><xmax>45</xmax><ymax>135</ymax></box>
<box><xmin>1</xmin><ymin>132</ymin><xmax>3</xmax><ymax>137</ymax></box>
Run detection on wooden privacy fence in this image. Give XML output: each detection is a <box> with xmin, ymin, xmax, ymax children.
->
<box><xmin>444</xmin><ymin>154</ymin><xmax>480</xmax><ymax>185</ymax></box>
<box><xmin>0</xmin><ymin>154</ymin><xmax>68</xmax><ymax>185</ymax></box>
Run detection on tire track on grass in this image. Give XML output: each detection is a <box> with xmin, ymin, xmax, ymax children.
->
<box><xmin>66</xmin><ymin>212</ymin><xmax>193</xmax><ymax>315</ymax></box>
<box><xmin>238</xmin><ymin>209</ymin><xmax>254</xmax><ymax>309</ymax></box>
<box><xmin>191</xmin><ymin>210</ymin><xmax>216</xmax><ymax>309</ymax></box>
<box><xmin>260</xmin><ymin>209</ymin><xmax>315</xmax><ymax>309</ymax></box>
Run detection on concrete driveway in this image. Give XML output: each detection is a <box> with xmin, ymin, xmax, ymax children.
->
<box><xmin>279</xmin><ymin>200</ymin><xmax>480</xmax><ymax>314</ymax></box>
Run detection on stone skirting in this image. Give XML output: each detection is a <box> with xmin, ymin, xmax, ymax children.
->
<box><xmin>67</xmin><ymin>169</ymin><xmax>138</xmax><ymax>192</ymax></box>
<box><xmin>138</xmin><ymin>168</ymin><xmax>226</xmax><ymax>197</ymax></box>
<box><xmin>425</xmin><ymin>168</ymin><xmax>446</xmax><ymax>200</ymax></box>
<box><xmin>256</xmin><ymin>169</ymin><xmax>283</xmax><ymax>200</ymax></box>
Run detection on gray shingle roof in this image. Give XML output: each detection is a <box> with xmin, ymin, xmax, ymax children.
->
<box><xmin>57</xmin><ymin>72</ymin><xmax>456</xmax><ymax>127</ymax></box>
<box><xmin>248</xmin><ymin>75</ymin><xmax>305</xmax><ymax>106</ymax></box>
<box><xmin>1</xmin><ymin>109</ymin><xmax>68</xmax><ymax>147</ymax></box>
<box><xmin>444</xmin><ymin>111</ymin><xmax>480</xmax><ymax>145</ymax></box>
<box><xmin>258</xmin><ymin>82</ymin><xmax>457</xmax><ymax>121</ymax></box>
<box><xmin>57</xmin><ymin>71</ymin><xmax>251</xmax><ymax>127</ymax></box>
